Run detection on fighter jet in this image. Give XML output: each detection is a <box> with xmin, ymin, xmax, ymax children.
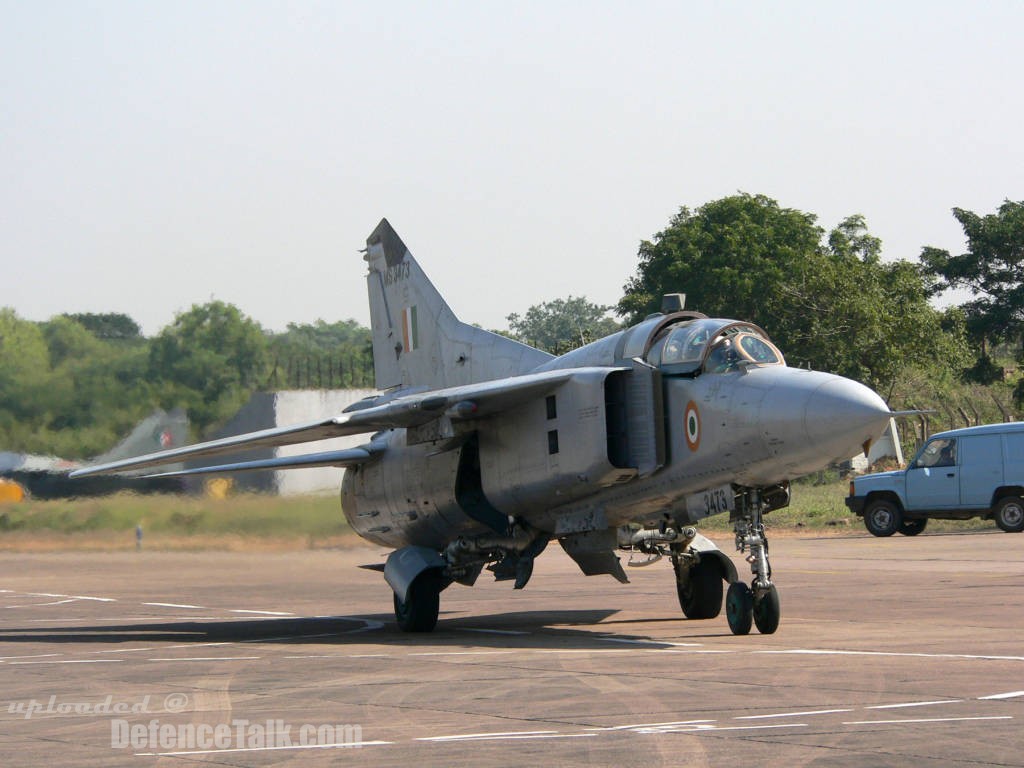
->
<box><xmin>72</xmin><ymin>220</ymin><xmax>892</xmax><ymax>635</ymax></box>
<box><xmin>2</xmin><ymin>409</ymin><xmax>189</xmax><ymax>500</ymax></box>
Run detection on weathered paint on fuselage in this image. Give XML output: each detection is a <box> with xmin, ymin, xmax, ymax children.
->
<box><xmin>341</xmin><ymin>352</ymin><xmax>889</xmax><ymax>548</ymax></box>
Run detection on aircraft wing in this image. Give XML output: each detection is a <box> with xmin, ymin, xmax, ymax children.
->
<box><xmin>142</xmin><ymin>447</ymin><xmax>380</xmax><ymax>479</ymax></box>
<box><xmin>70</xmin><ymin>367</ymin><xmax>620</xmax><ymax>478</ymax></box>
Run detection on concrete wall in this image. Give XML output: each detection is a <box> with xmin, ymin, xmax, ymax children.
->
<box><xmin>272</xmin><ymin>389</ymin><xmax>377</xmax><ymax>495</ymax></box>
<box><xmin>190</xmin><ymin>389</ymin><xmax>378</xmax><ymax>496</ymax></box>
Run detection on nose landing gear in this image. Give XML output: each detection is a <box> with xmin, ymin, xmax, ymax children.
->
<box><xmin>729</xmin><ymin>488</ymin><xmax>781</xmax><ymax>635</ymax></box>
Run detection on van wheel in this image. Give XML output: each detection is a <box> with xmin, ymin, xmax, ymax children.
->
<box><xmin>994</xmin><ymin>496</ymin><xmax>1024</xmax><ymax>533</ymax></box>
<box><xmin>898</xmin><ymin>518</ymin><xmax>927</xmax><ymax>536</ymax></box>
<box><xmin>864</xmin><ymin>499</ymin><xmax>901</xmax><ymax>537</ymax></box>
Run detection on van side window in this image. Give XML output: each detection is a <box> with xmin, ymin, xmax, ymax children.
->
<box><xmin>912</xmin><ymin>438</ymin><xmax>956</xmax><ymax>469</ymax></box>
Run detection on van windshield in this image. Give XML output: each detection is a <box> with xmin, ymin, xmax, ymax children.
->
<box><xmin>912</xmin><ymin>437</ymin><xmax>957</xmax><ymax>469</ymax></box>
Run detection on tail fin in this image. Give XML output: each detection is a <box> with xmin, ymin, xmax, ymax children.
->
<box><xmin>90</xmin><ymin>409</ymin><xmax>190</xmax><ymax>465</ymax></box>
<box><xmin>364</xmin><ymin>219</ymin><xmax>551</xmax><ymax>391</ymax></box>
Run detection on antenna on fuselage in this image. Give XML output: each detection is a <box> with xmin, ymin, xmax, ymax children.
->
<box><xmin>661</xmin><ymin>294</ymin><xmax>687</xmax><ymax>313</ymax></box>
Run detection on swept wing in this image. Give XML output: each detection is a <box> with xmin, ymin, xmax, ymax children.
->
<box><xmin>70</xmin><ymin>368</ymin><xmax>617</xmax><ymax>478</ymax></box>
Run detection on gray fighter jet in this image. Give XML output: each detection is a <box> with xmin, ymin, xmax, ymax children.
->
<box><xmin>72</xmin><ymin>220</ymin><xmax>892</xmax><ymax>635</ymax></box>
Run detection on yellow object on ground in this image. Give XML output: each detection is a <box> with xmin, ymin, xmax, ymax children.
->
<box><xmin>205</xmin><ymin>477</ymin><xmax>233</xmax><ymax>499</ymax></box>
<box><xmin>0</xmin><ymin>479</ymin><xmax>26</xmax><ymax>503</ymax></box>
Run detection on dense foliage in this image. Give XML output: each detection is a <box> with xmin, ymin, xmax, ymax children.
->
<box><xmin>0</xmin><ymin>306</ymin><xmax>371</xmax><ymax>456</ymax></box>
<box><xmin>619</xmin><ymin>194</ymin><xmax>971</xmax><ymax>393</ymax></box>
<box><xmin>505</xmin><ymin>296</ymin><xmax>622</xmax><ymax>353</ymax></box>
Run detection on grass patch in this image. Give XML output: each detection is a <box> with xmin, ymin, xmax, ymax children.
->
<box><xmin>0</xmin><ymin>492</ymin><xmax>356</xmax><ymax>551</ymax></box>
<box><xmin>0</xmin><ymin>476</ymin><xmax>1000</xmax><ymax>551</ymax></box>
<box><xmin>697</xmin><ymin>476</ymin><xmax>995</xmax><ymax>535</ymax></box>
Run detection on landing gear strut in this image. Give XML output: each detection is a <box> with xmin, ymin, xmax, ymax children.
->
<box><xmin>729</xmin><ymin>488</ymin><xmax>781</xmax><ymax>635</ymax></box>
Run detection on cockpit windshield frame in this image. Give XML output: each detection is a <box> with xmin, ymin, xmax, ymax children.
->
<box><xmin>646</xmin><ymin>318</ymin><xmax>785</xmax><ymax>376</ymax></box>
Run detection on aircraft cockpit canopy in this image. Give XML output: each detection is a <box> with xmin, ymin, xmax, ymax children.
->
<box><xmin>646</xmin><ymin>318</ymin><xmax>785</xmax><ymax>375</ymax></box>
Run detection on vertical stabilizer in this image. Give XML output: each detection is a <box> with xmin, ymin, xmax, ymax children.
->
<box><xmin>364</xmin><ymin>220</ymin><xmax>552</xmax><ymax>391</ymax></box>
<box><xmin>90</xmin><ymin>409</ymin><xmax>190</xmax><ymax>465</ymax></box>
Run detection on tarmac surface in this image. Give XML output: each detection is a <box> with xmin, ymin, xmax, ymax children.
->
<box><xmin>1</xmin><ymin>530</ymin><xmax>1022</xmax><ymax>767</ymax></box>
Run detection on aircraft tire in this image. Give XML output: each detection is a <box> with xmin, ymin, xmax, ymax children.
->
<box><xmin>994</xmin><ymin>496</ymin><xmax>1024</xmax><ymax>533</ymax></box>
<box><xmin>726</xmin><ymin>582</ymin><xmax>753</xmax><ymax>636</ymax></box>
<box><xmin>898</xmin><ymin>518</ymin><xmax>928</xmax><ymax>536</ymax></box>
<box><xmin>677</xmin><ymin>559</ymin><xmax>723</xmax><ymax>620</ymax></box>
<box><xmin>863</xmin><ymin>499</ymin><xmax>901</xmax><ymax>537</ymax></box>
<box><xmin>393</xmin><ymin>571</ymin><xmax>441</xmax><ymax>632</ymax></box>
<box><xmin>752</xmin><ymin>584</ymin><xmax>780</xmax><ymax>634</ymax></box>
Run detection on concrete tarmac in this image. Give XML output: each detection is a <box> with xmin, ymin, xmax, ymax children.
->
<box><xmin>1</xmin><ymin>530</ymin><xmax>1022</xmax><ymax>767</ymax></box>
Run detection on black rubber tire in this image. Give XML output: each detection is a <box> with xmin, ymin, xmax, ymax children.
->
<box><xmin>898</xmin><ymin>518</ymin><xmax>928</xmax><ymax>536</ymax></box>
<box><xmin>753</xmin><ymin>584</ymin><xmax>781</xmax><ymax>635</ymax></box>
<box><xmin>393</xmin><ymin>572</ymin><xmax>441</xmax><ymax>632</ymax></box>
<box><xmin>994</xmin><ymin>496</ymin><xmax>1024</xmax><ymax>533</ymax></box>
<box><xmin>677</xmin><ymin>558</ymin><xmax>723</xmax><ymax>620</ymax></box>
<box><xmin>726</xmin><ymin>582</ymin><xmax>753</xmax><ymax>636</ymax></box>
<box><xmin>864</xmin><ymin>499</ymin><xmax>902</xmax><ymax>537</ymax></box>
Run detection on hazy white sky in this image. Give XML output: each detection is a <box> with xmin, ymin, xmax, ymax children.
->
<box><xmin>3</xmin><ymin>1</ymin><xmax>1021</xmax><ymax>335</ymax></box>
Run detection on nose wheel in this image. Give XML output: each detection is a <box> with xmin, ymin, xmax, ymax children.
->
<box><xmin>728</xmin><ymin>488</ymin><xmax>782</xmax><ymax>635</ymax></box>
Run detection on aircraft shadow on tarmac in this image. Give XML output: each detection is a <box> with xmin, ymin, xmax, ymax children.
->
<box><xmin>0</xmin><ymin>610</ymin><xmax>737</xmax><ymax>648</ymax></box>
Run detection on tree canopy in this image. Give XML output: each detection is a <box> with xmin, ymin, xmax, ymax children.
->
<box><xmin>920</xmin><ymin>200</ymin><xmax>1024</xmax><ymax>356</ymax></box>
<box><xmin>506</xmin><ymin>296</ymin><xmax>622</xmax><ymax>353</ymax></box>
<box><xmin>619</xmin><ymin>194</ymin><xmax>969</xmax><ymax>392</ymax></box>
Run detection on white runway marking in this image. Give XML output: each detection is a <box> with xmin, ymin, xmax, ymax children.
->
<box><xmin>147</xmin><ymin>656</ymin><xmax>261</xmax><ymax>662</ymax></box>
<box><xmin>0</xmin><ymin>653</ymin><xmax>61</xmax><ymax>660</ymax></box>
<box><xmin>229</xmin><ymin>609</ymin><xmax>294</xmax><ymax>616</ymax></box>
<box><xmin>586</xmin><ymin>720</ymin><xmax>715</xmax><ymax>731</ymax></box>
<box><xmin>759</xmin><ymin>649</ymin><xmax>1024</xmax><ymax>662</ymax></box>
<box><xmin>736</xmin><ymin>708</ymin><xmax>853</xmax><ymax>719</ymax></box>
<box><xmin>844</xmin><ymin>716</ymin><xmax>1013</xmax><ymax>726</ymax></box>
<box><xmin>142</xmin><ymin>602</ymin><xmax>205</xmax><ymax>609</ymax></box>
<box><xmin>456</xmin><ymin>627</ymin><xmax>529</xmax><ymax>636</ymax></box>
<box><xmin>979</xmin><ymin>690</ymin><xmax>1024</xmax><ymax>700</ymax></box>
<box><xmin>7</xmin><ymin>659</ymin><xmax>123</xmax><ymax>665</ymax></box>
<box><xmin>139</xmin><ymin>740</ymin><xmax>394</xmax><ymax>756</ymax></box>
<box><xmin>866</xmin><ymin>699</ymin><xmax>962</xmax><ymax>710</ymax></box>
<box><xmin>417</xmin><ymin>730</ymin><xmax>558</xmax><ymax>742</ymax></box>
<box><xmin>638</xmin><ymin>723</ymin><xmax>809</xmax><ymax>734</ymax></box>
<box><xmin>409</xmin><ymin>650</ymin><xmax>516</xmax><ymax>657</ymax></box>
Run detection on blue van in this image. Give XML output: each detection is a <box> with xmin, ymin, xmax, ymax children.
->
<box><xmin>846</xmin><ymin>422</ymin><xmax>1024</xmax><ymax>536</ymax></box>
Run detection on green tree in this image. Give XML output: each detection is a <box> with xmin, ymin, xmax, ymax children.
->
<box><xmin>267</xmin><ymin>319</ymin><xmax>373</xmax><ymax>388</ymax></box>
<box><xmin>619</xmin><ymin>195</ymin><xmax>969</xmax><ymax>392</ymax></box>
<box><xmin>64</xmin><ymin>312</ymin><xmax>142</xmax><ymax>341</ymax></box>
<box><xmin>0</xmin><ymin>308</ymin><xmax>53</xmax><ymax>430</ymax></box>
<box><xmin>920</xmin><ymin>200</ymin><xmax>1024</xmax><ymax>359</ymax></box>
<box><xmin>506</xmin><ymin>296</ymin><xmax>622</xmax><ymax>353</ymax></box>
<box><xmin>149</xmin><ymin>301</ymin><xmax>269</xmax><ymax>431</ymax></box>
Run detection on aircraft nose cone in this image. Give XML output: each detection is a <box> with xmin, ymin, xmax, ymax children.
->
<box><xmin>803</xmin><ymin>376</ymin><xmax>892</xmax><ymax>462</ymax></box>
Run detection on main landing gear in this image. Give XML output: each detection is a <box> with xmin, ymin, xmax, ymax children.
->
<box><xmin>727</xmin><ymin>488</ymin><xmax>781</xmax><ymax>635</ymax></box>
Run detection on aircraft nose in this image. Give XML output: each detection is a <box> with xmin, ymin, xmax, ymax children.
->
<box><xmin>803</xmin><ymin>376</ymin><xmax>892</xmax><ymax>462</ymax></box>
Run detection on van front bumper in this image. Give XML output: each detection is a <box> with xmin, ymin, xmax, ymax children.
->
<box><xmin>844</xmin><ymin>495</ymin><xmax>867</xmax><ymax>516</ymax></box>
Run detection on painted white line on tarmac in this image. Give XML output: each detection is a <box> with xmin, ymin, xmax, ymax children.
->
<box><xmin>229</xmin><ymin>609</ymin><xmax>294</xmax><ymax>616</ymax></box>
<box><xmin>844</xmin><ymin>716</ymin><xmax>1013</xmax><ymax>726</ymax></box>
<box><xmin>979</xmin><ymin>690</ymin><xmax>1024</xmax><ymax>700</ymax></box>
<box><xmin>409</xmin><ymin>651</ymin><xmax>517</xmax><ymax>657</ymax></box>
<box><xmin>759</xmin><ymin>649</ymin><xmax>1024</xmax><ymax>662</ymax></box>
<box><xmin>417</xmin><ymin>730</ymin><xmax>557</xmax><ymax>742</ymax></box>
<box><xmin>638</xmin><ymin>723</ymin><xmax>809</xmax><ymax>734</ymax></box>
<box><xmin>585</xmin><ymin>720</ymin><xmax>715</xmax><ymax>731</ymax></box>
<box><xmin>0</xmin><ymin>653</ymin><xmax>62</xmax><ymax>660</ymax></box>
<box><xmin>736</xmin><ymin>708</ymin><xmax>853</xmax><ymax>720</ymax></box>
<box><xmin>147</xmin><ymin>656</ymin><xmax>261</xmax><ymax>662</ymax></box>
<box><xmin>456</xmin><ymin>628</ymin><xmax>529</xmax><ymax>636</ymax></box>
<box><xmin>866</xmin><ymin>700</ymin><xmax>962</xmax><ymax>710</ymax></box>
<box><xmin>7</xmin><ymin>659</ymin><xmax>123</xmax><ymax>665</ymax></box>
<box><xmin>139</xmin><ymin>740</ymin><xmax>393</xmax><ymax>756</ymax></box>
<box><xmin>143</xmin><ymin>602</ymin><xmax>205</xmax><ymax>609</ymax></box>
